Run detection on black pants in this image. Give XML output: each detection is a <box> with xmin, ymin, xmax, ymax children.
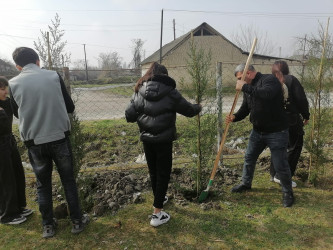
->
<box><xmin>0</xmin><ymin>135</ymin><xmax>26</xmax><ymax>223</ymax></box>
<box><xmin>270</xmin><ymin>115</ymin><xmax>304</xmax><ymax>178</ymax></box>
<box><xmin>143</xmin><ymin>142</ymin><xmax>173</xmax><ymax>209</ymax></box>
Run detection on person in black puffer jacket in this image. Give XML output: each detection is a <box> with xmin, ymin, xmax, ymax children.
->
<box><xmin>125</xmin><ymin>62</ymin><xmax>201</xmax><ymax>227</ymax></box>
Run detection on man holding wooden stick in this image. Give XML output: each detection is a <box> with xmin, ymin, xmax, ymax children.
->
<box><xmin>227</xmin><ymin>63</ymin><xmax>294</xmax><ymax>207</ymax></box>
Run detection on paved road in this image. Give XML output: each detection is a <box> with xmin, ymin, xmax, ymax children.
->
<box><xmin>73</xmin><ymin>84</ymin><xmax>241</xmax><ymax>120</ymax></box>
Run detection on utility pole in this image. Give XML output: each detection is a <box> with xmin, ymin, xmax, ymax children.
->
<box><xmin>159</xmin><ymin>9</ymin><xmax>163</xmax><ymax>64</ymax></box>
<box><xmin>301</xmin><ymin>35</ymin><xmax>307</xmax><ymax>82</ymax></box>
<box><xmin>62</xmin><ymin>55</ymin><xmax>65</xmax><ymax>68</ymax></box>
<box><xmin>173</xmin><ymin>19</ymin><xmax>176</xmax><ymax>40</ymax></box>
<box><xmin>47</xmin><ymin>32</ymin><xmax>52</xmax><ymax>70</ymax></box>
<box><xmin>279</xmin><ymin>47</ymin><xmax>281</xmax><ymax>57</ymax></box>
<box><xmin>83</xmin><ymin>44</ymin><xmax>89</xmax><ymax>81</ymax></box>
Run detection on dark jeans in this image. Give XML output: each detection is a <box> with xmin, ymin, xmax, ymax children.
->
<box><xmin>0</xmin><ymin>135</ymin><xmax>27</xmax><ymax>223</ymax></box>
<box><xmin>143</xmin><ymin>142</ymin><xmax>173</xmax><ymax>209</ymax></box>
<box><xmin>242</xmin><ymin>129</ymin><xmax>293</xmax><ymax>194</ymax></box>
<box><xmin>28</xmin><ymin>137</ymin><xmax>82</xmax><ymax>225</ymax></box>
<box><xmin>270</xmin><ymin>116</ymin><xmax>304</xmax><ymax>178</ymax></box>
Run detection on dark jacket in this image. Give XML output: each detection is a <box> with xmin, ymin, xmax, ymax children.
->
<box><xmin>284</xmin><ymin>75</ymin><xmax>310</xmax><ymax>123</ymax></box>
<box><xmin>233</xmin><ymin>72</ymin><xmax>288</xmax><ymax>133</ymax></box>
<box><xmin>125</xmin><ymin>75</ymin><xmax>201</xmax><ymax>143</ymax></box>
<box><xmin>0</xmin><ymin>98</ymin><xmax>13</xmax><ymax>136</ymax></box>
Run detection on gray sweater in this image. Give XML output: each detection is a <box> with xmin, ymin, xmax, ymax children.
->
<box><xmin>9</xmin><ymin>64</ymin><xmax>74</xmax><ymax>144</ymax></box>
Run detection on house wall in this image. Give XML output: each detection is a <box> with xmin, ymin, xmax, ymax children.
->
<box><xmin>142</xmin><ymin>36</ymin><xmax>303</xmax><ymax>88</ymax></box>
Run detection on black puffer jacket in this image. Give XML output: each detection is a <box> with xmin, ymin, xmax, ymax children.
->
<box><xmin>0</xmin><ymin>98</ymin><xmax>13</xmax><ymax>136</ymax></box>
<box><xmin>233</xmin><ymin>72</ymin><xmax>288</xmax><ymax>133</ymax></box>
<box><xmin>125</xmin><ymin>75</ymin><xmax>201</xmax><ymax>143</ymax></box>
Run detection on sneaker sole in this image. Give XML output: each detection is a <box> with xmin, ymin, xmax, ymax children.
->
<box><xmin>21</xmin><ymin>210</ymin><xmax>34</xmax><ymax>217</ymax></box>
<box><xmin>150</xmin><ymin>217</ymin><xmax>170</xmax><ymax>227</ymax></box>
<box><xmin>6</xmin><ymin>217</ymin><xmax>27</xmax><ymax>225</ymax></box>
<box><xmin>274</xmin><ymin>178</ymin><xmax>297</xmax><ymax>188</ymax></box>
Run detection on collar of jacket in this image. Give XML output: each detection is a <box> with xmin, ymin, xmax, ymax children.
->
<box><xmin>148</xmin><ymin>75</ymin><xmax>176</xmax><ymax>88</ymax></box>
<box><xmin>252</xmin><ymin>72</ymin><xmax>262</xmax><ymax>84</ymax></box>
<box><xmin>22</xmin><ymin>63</ymin><xmax>39</xmax><ymax>72</ymax></box>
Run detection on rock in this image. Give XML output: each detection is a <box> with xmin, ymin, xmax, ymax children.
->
<box><xmin>127</xmin><ymin>174</ymin><xmax>137</xmax><ymax>182</ymax></box>
<box><xmin>124</xmin><ymin>185</ymin><xmax>133</xmax><ymax>194</ymax></box>
<box><xmin>108</xmin><ymin>201</ymin><xmax>119</xmax><ymax>210</ymax></box>
<box><xmin>135</xmin><ymin>154</ymin><xmax>146</xmax><ymax>163</ymax></box>
<box><xmin>93</xmin><ymin>204</ymin><xmax>105</xmax><ymax>217</ymax></box>
<box><xmin>133</xmin><ymin>192</ymin><xmax>142</xmax><ymax>203</ymax></box>
<box><xmin>54</xmin><ymin>203</ymin><xmax>68</xmax><ymax>219</ymax></box>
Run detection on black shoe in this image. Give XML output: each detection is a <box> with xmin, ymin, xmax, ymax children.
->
<box><xmin>283</xmin><ymin>193</ymin><xmax>294</xmax><ymax>207</ymax></box>
<box><xmin>231</xmin><ymin>184</ymin><xmax>251</xmax><ymax>193</ymax></box>
<box><xmin>42</xmin><ymin>218</ymin><xmax>58</xmax><ymax>238</ymax></box>
<box><xmin>3</xmin><ymin>215</ymin><xmax>27</xmax><ymax>225</ymax></box>
<box><xmin>71</xmin><ymin>214</ymin><xmax>90</xmax><ymax>234</ymax></box>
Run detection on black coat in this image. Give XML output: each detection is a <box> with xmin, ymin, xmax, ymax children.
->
<box><xmin>284</xmin><ymin>75</ymin><xmax>310</xmax><ymax>121</ymax></box>
<box><xmin>0</xmin><ymin>98</ymin><xmax>13</xmax><ymax>136</ymax></box>
<box><xmin>125</xmin><ymin>75</ymin><xmax>201</xmax><ymax>143</ymax></box>
<box><xmin>233</xmin><ymin>72</ymin><xmax>288</xmax><ymax>133</ymax></box>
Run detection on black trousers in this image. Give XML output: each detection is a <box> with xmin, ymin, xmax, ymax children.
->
<box><xmin>143</xmin><ymin>142</ymin><xmax>173</xmax><ymax>209</ymax></box>
<box><xmin>0</xmin><ymin>135</ymin><xmax>26</xmax><ymax>223</ymax></box>
<box><xmin>270</xmin><ymin>116</ymin><xmax>304</xmax><ymax>178</ymax></box>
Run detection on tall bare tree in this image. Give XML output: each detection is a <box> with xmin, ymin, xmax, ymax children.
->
<box><xmin>131</xmin><ymin>39</ymin><xmax>145</xmax><ymax>69</ymax></box>
<box><xmin>231</xmin><ymin>24</ymin><xmax>275</xmax><ymax>55</ymax></box>
<box><xmin>34</xmin><ymin>13</ymin><xmax>71</xmax><ymax>69</ymax></box>
<box><xmin>97</xmin><ymin>51</ymin><xmax>123</xmax><ymax>70</ymax></box>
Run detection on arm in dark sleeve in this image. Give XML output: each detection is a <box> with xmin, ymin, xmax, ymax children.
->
<box><xmin>233</xmin><ymin>93</ymin><xmax>250</xmax><ymax>122</ymax></box>
<box><xmin>0</xmin><ymin>108</ymin><xmax>11</xmax><ymax>135</ymax></box>
<box><xmin>172</xmin><ymin>89</ymin><xmax>201</xmax><ymax>117</ymax></box>
<box><xmin>242</xmin><ymin>75</ymin><xmax>280</xmax><ymax>100</ymax></box>
<box><xmin>125</xmin><ymin>94</ymin><xmax>139</xmax><ymax>123</ymax></box>
<box><xmin>291</xmin><ymin>76</ymin><xmax>310</xmax><ymax>120</ymax></box>
<box><xmin>9</xmin><ymin>88</ymin><xmax>19</xmax><ymax>118</ymax></box>
<box><xmin>57</xmin><ymin>73</ymin><xmax>75</xmax><ymax>113</ymax></box>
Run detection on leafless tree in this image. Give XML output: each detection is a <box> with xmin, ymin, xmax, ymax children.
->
<box><xmin>33</xmin><ymin>13</ymin><xmax>71</xmax><ymax>69</ymax></box>
<box><xmin>97</xmin><ymin>51</ymin><xmax>123</xmax><ymax>70</ymax></box>
<box><xmin>231</xmin><ymin>24</ymin><xmax>276</xmax><ymax>56</ymax></box>
<box><xmin>131</xmin><ymin>39</ymin><xmax>145</xmax><ymax>69</ymax></box>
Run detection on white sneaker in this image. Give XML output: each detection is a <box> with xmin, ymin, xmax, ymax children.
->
<box><xmin>150</xmin><ymin>211</ymin><xmax>170</xmax><ymax>227</ymax></box>
<box><xmin>273</xmin><ymin>177</ymin><xmax>281</xmax><ymax>184</ymax></box>
<box><xmin>274</xmin><ymin>177</ymin><xmax>297</xmax><ymax>188</ymax></box>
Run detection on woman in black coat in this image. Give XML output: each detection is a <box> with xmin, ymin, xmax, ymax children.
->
<box><xmin>125</xmin><ymin>62</ymin><xmax>201</xmax><ymax>227</ymax></box>
<box><xmin>270</xmin><ymin>61</ymin><xmax>310</xmax><ymax>187</ymax></box>
<box><xmin>0</xmin><ymin>76</ymin><xmax>33</xmax><ymax>225</ymax></box>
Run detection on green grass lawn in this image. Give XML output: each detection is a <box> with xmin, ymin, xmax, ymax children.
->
<box><xmin>7</xmin><ymin>117</ymin><xmax>333</xmax><ymax>249</ymax></box>
<box><xmin>1</xmin><ymin>168</ymin><xmax>332</xmax><ymax>249</ymax></box>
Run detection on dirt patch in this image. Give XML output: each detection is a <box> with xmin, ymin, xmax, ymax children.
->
<box><xmin>51</xmin><ymin>165</ymin><xmax>240</xmax><ymax>218</ymax></box>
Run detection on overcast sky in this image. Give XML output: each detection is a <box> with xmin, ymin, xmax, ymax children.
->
<box><xmin>1</xmin><ymin>0</ymin><xmax>332</xmax><ymax>68</ymax></box>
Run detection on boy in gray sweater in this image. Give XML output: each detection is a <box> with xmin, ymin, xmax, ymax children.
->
<box><xmin>9</xmin><ymin>47</ymin><xmax>89</xmax><ymax>238</ymax></box>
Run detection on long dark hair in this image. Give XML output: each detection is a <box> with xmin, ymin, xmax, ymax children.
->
<box><xmin>272</xmin><ymin>60</ymin><xmax>290</xmax><ymax>75</ymax></box>
<box><xmin>134</xmin><ymin>62</ymin><xmax>168</xmax><ymax>93</ymax></box>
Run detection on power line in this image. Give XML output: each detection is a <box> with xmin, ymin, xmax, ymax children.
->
<box><xmin>0</xmin><ymin>33</ymin><xmax>134</xmax><ymax>51</ymax></box>
<box><xmin>4</xmin><ymin>8</ymin><xmax>332</xmax><ymax>17</ymax></box>
<box><xmin>164</xmin><ymin>9</ymin><xmax>333</xmax><ymax>18</ymax></box>
<box><xmin>2</xmin><ymin>8</ymin><xmax>160</xmax><ymax>12</ymax></box>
